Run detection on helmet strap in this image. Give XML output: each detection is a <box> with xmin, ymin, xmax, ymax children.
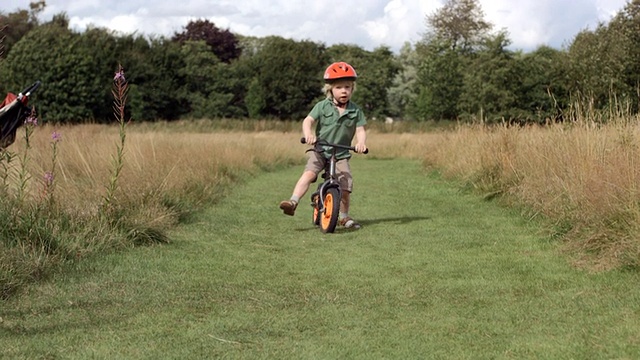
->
<box><xmin>333</xmin><ymin>98</ymin><xmax>347</xmax><ymax>109</ymax></box>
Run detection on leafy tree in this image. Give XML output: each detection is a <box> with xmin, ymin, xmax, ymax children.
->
<box><xmin>360</xmin><ymin>47</ymin><xmax>401</xmax><ymax>119</ymax></box>
<box><xmin>412</xmin><ymin>0</ymin><xmax>493</xmax><ymax>121</ymax></box>
<box><xmin>77</xmin><ymin>27</ymin><xmax>121</xmax><ymax>121</ymax></box>
<box><xmin>326</xmin><ymin>44</ymin><xmax>400</xmax><ymax>119</ymax></box>
<box><xmin>114</xmin><ymin>35</ymin><xmax>188</xmax><ymax>121</ymax></box>
<box><xmin>0</xmin><ymin>1</ymin><xmax>44</xmax><ymax>59</ymax></box>
<box><xmin>604</xmin><ymin>0</ymin><xmax>640</xmax><ymax>112</ymax></box>
<box><xmin>566</xmin><ymin>24</ymin><xmax>630</xmax><ymax>110</ymax></box>
<box><xmin>425</xmin><ymin>0</ymin><xmax>492</xmax><ymax>53</ymax></box>
<box><xmin>178</xmin><ymin>41</ymin><xmax>221</xmax><ymax>118</ymax></box>
<box><xmin>245</xmin><ymin>77</ymin><xmax>266</xmax><ymax>119</ymax></box>
<box><xmin>388</xmin><ymin>42</ymin><xmax>419</xmax><ymax>119</ymax></box>
<box><xmin>514</xmin><ymin>46</ymin><xmax>569</xmax><ymax>122</ymax></box>
<box><xmin>172</xmin><ymin>19</ymin><xmax>241</xmax><ymax>63</ymax></box>
<box><xmin>458</xmin><ymin>32</ymin><xmax>520</xmax><ymax>122</ymax></box>
<box><xmin>244</xmin><ymin>36</ymin><xmax>328</xmax><ymax>120</ymax></box>
<box><xmin>0</xmin><ymin>18</ymin><xmax>102</xmax><ymax>123</ymax></box>
<box><xmin>177</xmin><ymin>41</ymin><xmax>245</xmax><ymax>118</ymax></box>
<box><xmin>411</xmin><ymin>38</ymin><xmax>464</xmax><ymax>120</ymax></box>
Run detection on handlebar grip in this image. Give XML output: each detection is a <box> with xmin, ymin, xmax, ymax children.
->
<box><xmin>21</xmin><ymin>80</ymin><xmax>41</xmax><ymax>96</ymax></box>
<box><xmin>301</xmin><ymin>137</ymin><xmax>368</xmax><ymax>154</ymax></box>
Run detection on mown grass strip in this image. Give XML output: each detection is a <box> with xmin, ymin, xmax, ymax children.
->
<box><xmin>2</xmin><ymin>158</ymin><xmax>640</xmax><ymax>359</ymax></box>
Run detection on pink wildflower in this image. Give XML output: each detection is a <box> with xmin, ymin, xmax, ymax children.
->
<box><xmin>24</xmin><ymin>115</ymin><xmax>38</xmax><ymax>126</ymax></box>
<box><xmin>44</xmin><ymin>171</ymin><xmax>53</xmax><ymax>186</ymax></box>
<box><xmin>114</xmin><ymin>70</ymin><xmax>126</xmax><ymax>82</ymax></box>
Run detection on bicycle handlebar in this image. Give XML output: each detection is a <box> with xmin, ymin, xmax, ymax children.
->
<box><xmin>301</xmin><ymin>137</ymin><xmax>368</xmax><ymax>154</ymax></box>
<box><xmin>18</xmin><ymin>80</ymin><xmax>41</xmax><ymax>100</ymax></box>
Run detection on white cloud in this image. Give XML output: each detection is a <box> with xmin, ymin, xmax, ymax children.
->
<box><xmin>0</xmin><ymin>0</ymin><xmax>631</xmax><ymax>52</ymax></box>
<box><xmin>479</xmin><ymin>0</ymin><xmax>627</xmax><ymax>50</ymax></box>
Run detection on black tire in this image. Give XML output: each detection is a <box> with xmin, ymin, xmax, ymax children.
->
<box><xmin>320</xmin><ymin>187</ymin><xmax>340</xmax><ymax>233</ymax></box>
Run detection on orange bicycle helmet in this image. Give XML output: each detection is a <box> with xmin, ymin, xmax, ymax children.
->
<box><xmin>324</xmin><ymin>62</ymin><xmax>357</xmax><ymax>82</ymax></box>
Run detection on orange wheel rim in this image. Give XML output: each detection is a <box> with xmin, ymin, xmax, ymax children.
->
<box><xmin>321</xmin><ymin>193</ymin><xmax>334</xmax><ymax>229</ymax></box>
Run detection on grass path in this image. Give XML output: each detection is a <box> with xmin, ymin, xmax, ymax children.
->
<box><xmin>3</xmin><ymin>158</ymin><xmax>640</xmax><ymax>359</ymax></box>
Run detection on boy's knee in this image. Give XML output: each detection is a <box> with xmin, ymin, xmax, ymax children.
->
<box><xmin>302</xmin><ymin>170</ymin><xmax>318</xmax><ymax>183</ymax></box>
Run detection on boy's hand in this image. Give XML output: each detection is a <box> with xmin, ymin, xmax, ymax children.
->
<box><xmin>304</xmin><ymin>135</ymin><xmax>317</xmax><ymax>145</ymax></box>
<box><xmin>355</xmin><ymin>143</ymin><xmax>367</xmax><ymax>153</ymax></box>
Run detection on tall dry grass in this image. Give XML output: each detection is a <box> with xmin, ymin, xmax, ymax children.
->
<box><xmin>24</xmin><ymin>124</ymin><xmax>304</xmax><ymax>220</ymax></box>
<box><xmin>1</xmin><ymin>124</ymin><xmax>304</xmax><ymax>298</ymax></box>
<box><xmin>402</xmin><ymin>120</ymin><xmax>640</xmax><ymax>271</ymax></box>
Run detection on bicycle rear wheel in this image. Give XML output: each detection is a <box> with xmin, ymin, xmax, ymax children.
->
<box><xmin>311</xmin><ymin>193</ymin><xmax>320</xmax><ymax>226</ymax></box>
<box><xmin>320</xmin><ymin>188</ymin><xmax>340</xmax><ymax>233</ymax></box>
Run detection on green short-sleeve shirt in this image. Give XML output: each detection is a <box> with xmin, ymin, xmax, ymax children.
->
<box><xmin>308</xmin><ymin>98</ymin><xmax>367</xmax><ymax>159</ymax></box>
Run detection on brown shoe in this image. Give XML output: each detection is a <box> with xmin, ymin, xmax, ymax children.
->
<box><xmin>279</xmin><ymin>200</ymin><xmax>297</xmax><ymax>216</ymax></box>
<box><xmin>339</xmin><ymin>216</ymin><xmax>361</xmax><ymax>229</ymax></box>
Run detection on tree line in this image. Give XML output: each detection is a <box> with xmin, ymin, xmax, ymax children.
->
<box><xmin>1</xmin><ymin>0</ymin><xmax>639</xmax><ymax>124</ymax></box>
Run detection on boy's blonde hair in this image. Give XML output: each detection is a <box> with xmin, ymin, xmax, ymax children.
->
<box><xmin>324</xmin><ymin>81</ymin><xmax>356</xmax><ymax>99</ymax></box>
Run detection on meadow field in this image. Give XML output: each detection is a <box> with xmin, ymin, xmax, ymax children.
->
<box><xmin>2</xmin><ymin>117</ymin><xmax>640</xmax><ymax>300</ymax></box>
<box><xmin>4</xmin><ymin>119</ymin><xmax>640</xmax><ymax>358</ymax></box>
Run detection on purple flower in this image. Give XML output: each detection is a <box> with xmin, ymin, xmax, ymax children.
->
<box><xmin>51</xmin><ymin>131</ymin><xmax>62</xmax><ymax>142</ymax></box>
<box><xmin>44</xmin><ymin>171</ymin><xmax>54</xmax><ymax>186</ymax></box>
<box><xmin>24</xmin><ymin>115</ymin><xmax>38</xmax><ymax>126</ymax></box>
<box><xmin>114</xmin><ymin>70</ymin><xmax>126</xmax><ymax>82</ymax></box>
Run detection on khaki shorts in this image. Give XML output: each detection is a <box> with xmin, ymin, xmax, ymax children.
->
<box><xmin>304</xmin><ymin>151</ymin><xmax>353</xmax><ymax>192</ymax></box>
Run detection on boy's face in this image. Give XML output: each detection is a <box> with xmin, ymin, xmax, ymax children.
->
<box><xmin>331</xmin><ymin>80</ymin><xmax>354</xmax><ymax>106</ymax></box>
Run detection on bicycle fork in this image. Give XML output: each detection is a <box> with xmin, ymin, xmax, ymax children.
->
<box><xmin>312</xmin><ymin>181</ymin><xmax>341</xmax><ymax>213</ymax></box>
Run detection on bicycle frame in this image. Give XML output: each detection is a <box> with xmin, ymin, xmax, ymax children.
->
<box><xmin>314</xmin><ymin>146</ymin><xmax>341</xmax><ymax>214</ymax></box>
<box><xmin>301</xmin><ymin>137</ymin><xmax>367</xmax><ymax>233</ymax></box>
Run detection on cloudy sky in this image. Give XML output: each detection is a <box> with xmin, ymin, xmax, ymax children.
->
<box><xmin>1</xmin><ymin>0</ymin><xmax>629</xmax><ymax>52</ymax></box>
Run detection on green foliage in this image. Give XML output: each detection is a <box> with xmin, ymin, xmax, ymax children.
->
<box><xmin>458</xmin><ymin>32</ymin><xmax>520</xmax><ymax>122</ymax></box>
<box><xmin>244</xmin><ymin>36</ymin><xmax>328</xmax><ymax>120</ymax></box>
<box><xmin>514</xmin><ymin>46</ymin><xmax>569</xmax><ymax>122</ymax></box>
<box><xmin>4</xmin><ymin>0</ymin><xmax>640</xmax><ymax>124</ymax></box>
<box><xmin>107</xmin><ymin>35</ymin><xmax>181</xmax><ymax>122</ymax></box>
<box><xmin>567</xmin><ymin>25</ymin><xmax>631</xmax><ymax>110</ymax></box>
<box><xmin>245</xmin><ymin>77</ymin><xmax>266</xmax><ymax>118</ymax></box>
<box><xmin>172</xmin><ymin>19</ymin><xmax>241</xmax><ymax>63</ymax></box>
<box><xmin>563</xmin><ymin>1</ymin><xmax>640</xmax><ymax>115</ymax></box>
<box><xmin>78</xmin><ymin>27</ymin><xmax>120</xmax><ymax>121</ymax></box>
<box><xmin>0</xmin><ymin>21</ymin><xmax>101</xmax><ymax>123</ymax></box>
<box><xmin>425</xmin><ymin>0</ymin><xmax>492</xmax><ymax>53</ymax></box>
<box><xmin>126</xmin><ymin>37</ymin><xmax>188</xmax><ymax>121</ymax></box>
<box><xmin>612</xmin><ymin>0</ymin><xmax>640</xmax><ymax>110</ymax></box>
<box><xmin>412</xmin><ymin>0</ymin><xmax>494</xmax><ymax>121</ymax></box>
<box><xmin>0</xmin><ymin>1</ymin><xmax>43</xmax><ymax>61</ymax></box>
<box><xmin>177</xmin><ymin>41</ymin><xmax>244</xmax><ymax>118</ymax></box>
<box><xmin>388</xmin><ymin>42</ymin><xmax>419</xmax><ymax>119</ymax></box>
<box><xmin>412</xmin><ymin>39</ymin><xmax>464</xmax><ymax>120</ymax></box>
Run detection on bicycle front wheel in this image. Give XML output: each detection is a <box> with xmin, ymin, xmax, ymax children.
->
<box><xmin>320</xmin><ymin>188</ymin><xmax>340</xmax><ymax>233</ymax></box>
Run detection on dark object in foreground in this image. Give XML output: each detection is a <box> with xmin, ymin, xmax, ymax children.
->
<box><xmin>0</xmin><ymin>81</ymin><xmax>41</xmax><ymax>149</ymax></box>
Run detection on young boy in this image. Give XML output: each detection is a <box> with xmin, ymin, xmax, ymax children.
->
<box><xmin>279</xmin><ymin>61</ymin><xmax>368</xmax><ymax>229</ymax></box>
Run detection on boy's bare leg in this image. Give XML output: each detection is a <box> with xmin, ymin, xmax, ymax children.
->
<box><xmin>339</xmin><ymin>191</ymin><xmax>361</xmax><ymax>229</ymax></box>
<box><xmin>340</xmin><ymin>191</ymin><xmax>350</xmax><ymax>214</ymax></box>
<box><xmin>292</xmin><ymin>171</ymin><xmax>317</xmax><ymax>199</ymax></box>
<box><xmin>280</xmin><ymin>170</ymin><xmax>316</xmax><ymax>216</ymax></box>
